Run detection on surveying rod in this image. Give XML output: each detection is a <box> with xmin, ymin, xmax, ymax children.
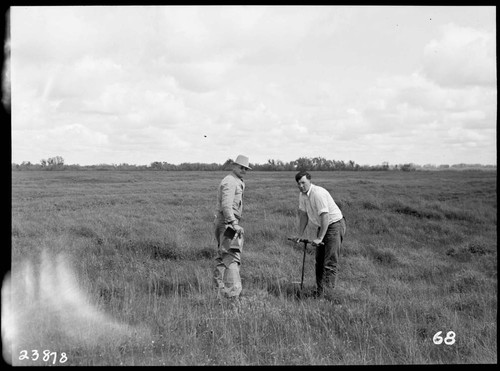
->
<box><xmin>287</xmin><ymin>238</ymin><xmax>324</xmax><ymax>290</ymax></box>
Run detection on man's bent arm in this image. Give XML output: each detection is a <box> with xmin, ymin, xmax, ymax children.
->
<box><xmin>316</xmin><ymin>212</ymin><xmax>329</xmax><ymax>242</ymax></box>
<box><xmin>220</xmin><ymin>180</ymin><xmax>238</xmax><ymax>225</ymax></box>
<box><xmin>298</xmin><ymin>210</ymin><xmax>309</xmax><ymax>238</ymax></box>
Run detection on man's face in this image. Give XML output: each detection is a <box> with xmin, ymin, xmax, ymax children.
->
<box><xmin>297</xmin><ymin>175</ymin><xmax>311</xmax><ymax>194</ymax></box>
<box><xmin>233</xmin><ymin>165</ymin><xmax>247</xmax><ymax>179</ymax></box>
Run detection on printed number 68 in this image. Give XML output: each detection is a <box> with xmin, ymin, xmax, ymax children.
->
<box><xmin>433</xmin><ymin>331</ymin><xmax>456</xmax><ymax>345</ymax></box>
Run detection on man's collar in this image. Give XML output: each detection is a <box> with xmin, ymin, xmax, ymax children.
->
<box><xmin>306</xmin><ymin>183</ymin><xmax>314</xmax><ymax>196</ymax></box>
<box><xmin>230</xmin><ymin>172</ymin><xmax>244</xmax><ymax>181</ymax></box>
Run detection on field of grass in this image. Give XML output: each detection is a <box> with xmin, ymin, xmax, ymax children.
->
<box><xmin>7</xmin><ymin>169</ymin><xmax>497</xmax><ymax>365</ymax></box>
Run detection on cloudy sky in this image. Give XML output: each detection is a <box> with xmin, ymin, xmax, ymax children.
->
<box><xmin>10</xmin><ymin>6</ymin><xmax>496</xmax><ymax>166</ymax></box>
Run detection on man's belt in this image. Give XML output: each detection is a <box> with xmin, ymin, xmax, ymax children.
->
<box><xmin>329</xmin><ymin>217</ymin><xmax>344</xmax><ymax>226</ymax></box>
<box><xmin>217</xmin><ymin>211</ymin><xmax>241</xmax><ymax>222</ymax></box>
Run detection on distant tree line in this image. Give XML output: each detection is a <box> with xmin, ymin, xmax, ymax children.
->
<box><xmin>11</xmin><ymin>156</ymin><xmax>496</xmax><ymax>172</ymax></box>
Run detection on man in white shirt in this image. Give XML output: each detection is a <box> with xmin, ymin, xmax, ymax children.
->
<box><xmin>295</xmin><ymin>171</ymin><xmax>347</xmax><ymax>298</ymax></box>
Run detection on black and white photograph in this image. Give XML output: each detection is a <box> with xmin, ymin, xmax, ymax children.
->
<box><xmin>4</xmin><ymin>5</ymin><xmax>497</xmax><ymax>366</ymax></box>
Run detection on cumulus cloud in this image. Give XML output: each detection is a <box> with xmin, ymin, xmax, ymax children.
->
<box><xmin>166</xmin><ymin>58</ymin><xmax>235</xmax><ymax>93</ymax></box>
<box><xmin>360</xmin><ymin>68</ymin><xmax>495</xmax><ymax>132</ymax></box>
<box><xmin>422</xmin><ymin>23</ymin><xmax>496</xmax><ymax>87</ymax></box>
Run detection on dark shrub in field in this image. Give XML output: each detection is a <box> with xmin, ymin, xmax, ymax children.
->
<box><xmin>148</xmin><ymin>241</ymin><xmax>182</xmax><ymax>260</ymax></box>
<box><xmin>191</xmin><ymin>247</ymin><xmax>217</xmax><ymax>260</ymax></box>
<box><xmin>445</xmin><ymin>240</ymin><xmax>493</xmax><ymax>262</ymax></box>
<box><xmin>70</xmin><ymin>225</ymin><xmax>99</xmax><ymax>239</ymax></box>
<box><xmin>368</xmin><ymin>246</ymin><xmax>399</xmax><ymax>267</ymax></box>
<box><xmin>388</xmin><ymin>201</ymin><xmax>443</xmax><ymax>220</ymax></box>
<box><xmin>121</xmin><ymin>238</ymin><xmax>183</xmax><ymax>260</ymax></box>
<box><xmin>447</xmin><ymin>269</ymin><xmax>488</xmax><ymax>294</ymax></box>
<box><xmin>362</xmin><ymin>200</ymin><xmax>381</xmax><ymax>210</ymax></box>
<box><xmin>442</xmin><ymin>208</ymin><xmax>478</xmax><ymax>222</ymax></box>
<box><xmin>467</xmin><ymin>241</ymin><xmax>490</xmax><ymax>255</ymax></box>
<box><xmin>69</xmin><ymin>225</ymin><xmax>104</xmax><ymax>245</ymax></box>
<box><xmin>365</xmin><ymin>215</ymin><xmax>391</xmax><ymax>235</ymax></box>
<box><xmin>445</xmin><ymin>247</ymin><xmax>472</xmax><ymax>262</ymax></box>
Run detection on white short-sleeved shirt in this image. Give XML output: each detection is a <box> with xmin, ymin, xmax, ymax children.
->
<box><xmin>299</xmin><ymin>184</ymin><xmax>343</xmax><ymax>227</ymax></box>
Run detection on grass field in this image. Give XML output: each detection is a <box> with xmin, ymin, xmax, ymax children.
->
<box><xmin>6</xmin><ymin>169</ymin><xmax>497</xmax><ymax>365</ymax></box>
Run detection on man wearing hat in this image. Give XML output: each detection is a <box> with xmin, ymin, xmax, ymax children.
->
<box><xmin>213</xmin><ymin>155</ymin><xmax>251</xmax><ymax>306</ymax></box>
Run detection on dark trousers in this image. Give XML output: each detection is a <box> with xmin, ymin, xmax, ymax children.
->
<box><xmin>316</xmin><ymin>218</ymin><xmax>346</xmax><ymax>292</ymax></box>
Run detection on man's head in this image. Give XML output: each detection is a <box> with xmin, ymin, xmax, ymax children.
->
<box><xmin>232</xmin><ymin>154</ymin><xmax>251</xmax><ymax>179</ymax></box>
<box><xmin>232</xmin><ymin>163</ymin><xmax>248</xmax><ymax>179</ymax></box>
<box><xmin>295</xmin><ymin>171</ymin><xmax>312</xmax><ymax>194</ymax></box>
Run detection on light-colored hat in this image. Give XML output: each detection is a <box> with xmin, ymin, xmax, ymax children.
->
<box><xmin>233</xmin><ymin>154</ymin><xmax>252</xmax><ymax>170</ymax></box>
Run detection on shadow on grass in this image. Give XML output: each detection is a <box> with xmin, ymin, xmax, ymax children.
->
<box><xmin>263</xmin><ymin>279</ymin><xmax>336</xmax><ymax>301</ymax></box>
<box><xmin>264</xmin><ymin>279</ymin><xmax>302</xmax><ymax>300</ymax></box>
<box><xmin>132</xmin><ymin>275</ymin><xmax>204</xmax><ymax>298</ymax></box>
<box><xmin>367</xmin><ymin>246</ymin><xmax>400</xmax><ymax>267</ymax></box>
<box><xmin>121</xmin><ymin>238</ymin><xmax>218</xmax><ymax>261</ymax></box>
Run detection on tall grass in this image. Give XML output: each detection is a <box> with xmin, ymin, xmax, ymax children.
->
<box><xmin>7</xmin><ymin>170</ymin><xmax>497</xmax><ymax>365</ymax></box>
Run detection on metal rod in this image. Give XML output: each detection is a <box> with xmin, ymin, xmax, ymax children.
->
<box><xmin>287</xmin><ymin>237</ymin><xmax>324</xmax><ymax>291</ymax></box>
<box><xmin>300</xmin><ymin>241</ymin><xmax>307</xmax><ymax>290</ymax></box>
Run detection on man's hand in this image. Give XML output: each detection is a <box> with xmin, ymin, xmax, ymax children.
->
<box><xmin>287</xmin><ymin>237</ymin><xmax>324</xmax><ymax>247</ymax></box>
<box><xmin>313</xmin><ymin>238</ymin><xmax>323</xmax><ymax>246</ymax></box>
<box><xmin>233</xmin><ymin>224</ymin><xmax>244</xmax><ymax>236</ymax></box>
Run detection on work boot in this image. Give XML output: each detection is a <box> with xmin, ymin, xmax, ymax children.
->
<box><xmin>322</xmin><ymin>272</ymin><xmax>337</xmax><ymax>297</ymax></box>
<box><xmin>226</xmin><ymin>296</ymin><xmax>241</xmax><ymax>314</ymax></box>
<box><xmin>213</xmin><ymin>264</ymin><xmax>226</xmax><ymax>292</ymax></box>
<box><xmin>216</xmin><ymin>286</ymin><xmax>225</xmax><ymax>301</ymax></box>
<box><xmin>311</xmin><ymin>288</ymin><xmax>324</xmax><ymax>299</ymax></box>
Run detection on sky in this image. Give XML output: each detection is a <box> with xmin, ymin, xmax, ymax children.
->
<box><xmin>9</xmin><ymin>6</ymin><xmax>497</xmax><ymax>166</ymax></box>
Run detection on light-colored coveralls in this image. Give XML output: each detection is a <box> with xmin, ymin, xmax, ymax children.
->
<box><xmin>213</xmin><ymin>173</ymin><xmax>245</xmax><ymax>298</ymax></box>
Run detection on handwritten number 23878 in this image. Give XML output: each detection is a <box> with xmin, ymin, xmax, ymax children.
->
<box><xmin>19</xmin><ymin>350</ymin><xmax>68</xmax><ymax>364</ymax></box>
